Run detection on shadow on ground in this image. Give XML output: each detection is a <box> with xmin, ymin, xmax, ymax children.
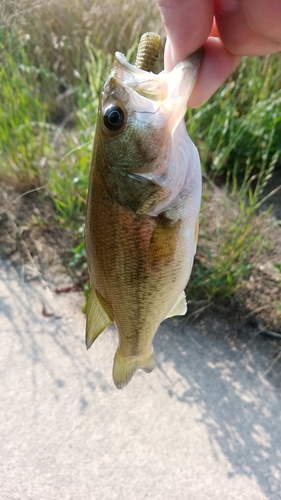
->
<box><xmin>155</xmin><ymin>315</ymin><xmax>281</xmax><ymax>497</ymax></box>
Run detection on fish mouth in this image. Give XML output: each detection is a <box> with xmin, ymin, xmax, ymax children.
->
<box><xmin>113</xmin><ymin>52</ymin><xmax>169</xmax><ymax>102</ymax></box>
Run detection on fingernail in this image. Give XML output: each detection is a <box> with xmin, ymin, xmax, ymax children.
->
<box><xmin>217</xmin><ymin>0</ymin><xmax>239</xmax><ymax>13</ymax></box>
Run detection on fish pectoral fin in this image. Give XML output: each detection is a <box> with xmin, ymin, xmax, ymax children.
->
<box><xmin>165</xmin><ymin>291</ymin><xmax>187</xmax><ymax>318</ymax></box>
<box><xmin>113</xmin><ymin>348</ymin><xmax>156</xmax><ymax>389</ymax></box>
<box><xmin>86</xmin><ymin>286</ymin><xmax>113</xmax><ymax>349</ymax></box>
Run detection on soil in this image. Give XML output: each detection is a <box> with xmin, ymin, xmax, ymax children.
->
<box><xmin>0</xmin><ymin>167</ymin><xmax>281</xmax><ymax>338</ymax></box>
<box><xmin>0</xmin><ymin>185</ymin><xmax>85</xmax><ymax>288</ymax></box>
<box><xmin>195</xmin><ymin>166</ymin><xmax>281</xmax><ymax>333</ymax></box>
<box><xmin>238</xmin><ymin>166</ymin><xmax>281</xmax><ymax>332</ymax></box>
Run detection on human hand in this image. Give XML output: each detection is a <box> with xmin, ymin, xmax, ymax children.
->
<box><xmin>156</xmin><ymin>0</ymin><xmax>281</xmax><ymax>107</ymax></box>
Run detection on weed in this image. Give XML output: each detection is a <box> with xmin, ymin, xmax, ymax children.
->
<box><xmin>274</xmin><ymin>264</ymin><xmax>281</xmax><ymax>276</ymax></box>
<box><xmin>48</xmin><ymin>47</ymin><xmax>114</xmax><ymax>225</ymax></box>
<box><xmin>186</xmin><ymin>56</ymin><xmax>281</xmax><ymax>182</ymax></box>
<box><xmin>0</xmin><ymin>0</ymin><xmax>162</xmax><ymax>96</ymax></box>
<box><xmin>185</xmin><ymin>55</ymin><xmax>281</xmax><ymax>303</ymax></box>
<box><xmin>188</xmin><ymin>152</ymin><xmax>278</xmax><ymax>301</ymax></box>
<box><xmin>1</xmin><ymin>0</ymin><xmax>280</xmax><ymax>314</ymax></box>
<box><xmin>0</xmin><ymin>42</ymin><xmax>52</xmax><ymax>189</ymax></box>
<box><xmin>49</xmin><ymin>138</ymin><xmax>91</xmax><ymax>225</ymax></box>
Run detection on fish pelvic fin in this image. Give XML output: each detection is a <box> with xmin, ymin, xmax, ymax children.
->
<box><xmin>166</xmin><ymin>291</ymin><xmax>187</xmax><ymax>318</ymax></box>
<box><xmin>194</xmin><ymin>216</ymin><xmax>199</xmax><ymax>253</ymax></box>
<box><xmin>86</xmin><ymin>286</ymin><xmax>113</xmax><ymax>349</ymax></box>
<box><xmin>113</xmin><ymin>348</ymin><xmax>156</xmax><ymax>389</ymax></box>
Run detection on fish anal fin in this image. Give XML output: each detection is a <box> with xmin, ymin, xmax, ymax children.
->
<box><xmin>113</xmin><ymin>348</ymin><xmax>156</xmax><ymax>389</ymax></box>
<box><xmin>166</xmin><ymin>291</ymin><xmax>187</xmax><ymax>319</ymax></box>
<box><xmin>86</xmin><ymin>286</ymin><xmax>113</xmax><ymax>349</ymax></box>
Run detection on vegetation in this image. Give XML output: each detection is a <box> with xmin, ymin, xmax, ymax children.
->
<box><xmin>0</xmin><ymin>0</ymin><xmax>280</xmax><ymax>315</ymax></box>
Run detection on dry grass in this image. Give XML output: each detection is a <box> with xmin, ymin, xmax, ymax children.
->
<box><xmin>1</xmin><ymin>0</ymin><xmax>163</xmax><ymax>83</ymax></box>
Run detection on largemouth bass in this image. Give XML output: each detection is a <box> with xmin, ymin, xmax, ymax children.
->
<box><xmin>85</xmin><ymin>33</ymin><xmax>202</xmax><ymax>389</ymax></box>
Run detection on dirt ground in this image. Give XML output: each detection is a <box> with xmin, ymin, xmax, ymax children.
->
<box><xmin>239</xmin><ymin>166</ymin><xmax>281</xmax><ymax>331</ymax></box>
<box><xmin>0</xmin><ymin>168</ymin><xmax>280</xmax><ymax>338</ymax></box>
<box><xmin>195</xmin><ymin>166</ymin><xmax>281</xmax><ymax>333</ymax></box>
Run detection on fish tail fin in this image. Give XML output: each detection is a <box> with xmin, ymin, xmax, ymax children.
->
<box><xmin>113</xmin><ymin>348</ymin><xmax>156</xmax><ymax>389</ymax></box>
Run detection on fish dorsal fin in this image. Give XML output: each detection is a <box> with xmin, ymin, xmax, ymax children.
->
<box><xmin>166</xmin><ymin>291</ymin><xmax>187</xmax><ymax>319</ymax></box>
<box><xmin>113</xmin><ymin>348</ymin><xmax>156</xmax><ymax>389</ymax></box>
<box><xmin>86</xmin><ymin>287</ymin><xmax>113</xmax><ymax>349</ymax></box>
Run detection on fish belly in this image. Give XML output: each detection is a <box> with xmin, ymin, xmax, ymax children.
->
<box><xmin>88</xmin><ymin>173</ymin><xmax>193</xmax><ymax>339</ymax></box>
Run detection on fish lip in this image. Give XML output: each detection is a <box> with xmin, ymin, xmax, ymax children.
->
<box><xmin>115</xmin><ymin>52</ymin><xmax>158</xmax><ymax>77</ymax></box>
<box><xmin>115</xmin><ymin>52</ymin><xmax>139</xmax><ymax>73</ymax></box>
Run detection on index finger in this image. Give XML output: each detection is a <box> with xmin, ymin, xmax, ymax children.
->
<box><xmin>156</xmin><ymin>0</ymin><xmax>214</xmax><ymax>70</ymax></box>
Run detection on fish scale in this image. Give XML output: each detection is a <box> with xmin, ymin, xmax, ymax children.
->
<box><xmin>85</xmin><ymin>33</ymin><xmax>203</xmax><ymax>389</ymax></box>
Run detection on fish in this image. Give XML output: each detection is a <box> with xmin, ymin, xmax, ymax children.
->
<box><xmin>85</xmin><ymin>33</ymin><xmax>202</xmax><ymax>389</ymax></box>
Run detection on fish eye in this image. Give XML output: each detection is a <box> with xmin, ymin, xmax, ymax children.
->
<box><xmin>103</xmin><ymin>105</ymin><xmax>125</xmax><ymax>132</ymax></box>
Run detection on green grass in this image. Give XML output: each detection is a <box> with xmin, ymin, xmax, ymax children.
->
<box><xmin>0</xmin><ymin>0</ymin><xmax>280</xmax><ymax>313</ymax></box>
<box><xmin>0</xmin><ymin>42</ymin><xmax>52</xmax><ymax>188</ymax></box>
<box><xmin>188</xmin><ymin>167</ymin><xmax>276</xmax><ymax>301</ymax></box>
<box><xmin>186</xmin><ymin>55</ymin><xmax>281</xmax><ymax>180</ymax></box>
